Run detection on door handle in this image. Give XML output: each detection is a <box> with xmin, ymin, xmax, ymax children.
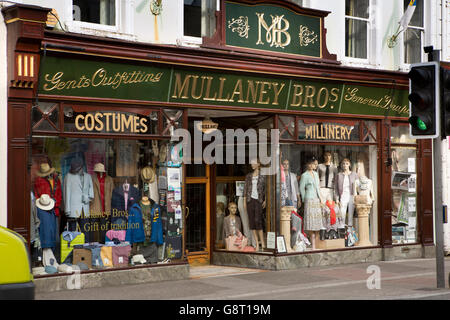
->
<box><xmin>185</xmin><ymin>206</ymin><xmax>190</xmax><ymax>219</ymax></box>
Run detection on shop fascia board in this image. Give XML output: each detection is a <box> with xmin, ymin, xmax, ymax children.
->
<box><xmin>41</xmin><ymin>30</ymin><xmax>409</xmax><ymax>90</ymax></box>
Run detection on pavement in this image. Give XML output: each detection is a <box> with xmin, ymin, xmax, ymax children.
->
<box><xmin>36</xmin><ymin>257</ymin><xmax>450</xmax><ymax>301</ymax></box>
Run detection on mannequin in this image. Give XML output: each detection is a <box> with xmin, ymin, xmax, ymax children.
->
<box><xmin>90</xmin><ymin>163</ymin><xmax>114</xmax><ymax>243</ymax></box>
<box><xmin>111</xmin><ymin>179</ymin><xmax>140</xmax><ymax>230</ymax></box>
<box><xmin>223</xmin><ymin>202</ymin><xmax>243</xmax><ymax>238</ymax></box>
<box><xmin>223</xmin><ymin>202</ymin><xmax>247</xmax><ymax>251</ymax></box>
<box><xmin>354</xmin><ymin>161</ymin><xmax>375</xmax><ymax>205</ymax></box>
<box><xmin>35</xmin><ymin>194</ymin><xmax>58</xmax><ymax>268</ymax></box>
<box><xmin>354</xmin><ymin>161</ymin><xmax>375</xmax><ymax>246</ymax></box>
<box><xmin>334</xmin><ymin>158</ymin><xmax>358</xmax><ymax>238</ymax></box>
<box><xmin>243</xmin><ymin>158</ymin><xmax>266</xmax><ymax>251</ymax></box>
<box><xmin>280</xmin><ymin>159</ymin><xmax>300</xmax><ymax>208</ymax></box>
<box><xmin>64</xmin><ymin>158</ymin><xmax>94</xmax><ymax>240</ymax></box>
<box><xmin>299</xmin><ymin>157</ymin><xmax>323</xmax><ymax>250</ymax></box>
<box><xmin>34</xmin><ymin>163</ymin><xmax>62</xmax><ymax>217</ymax></box>
<box><xmin>317</xmin><ymin>152</ymin><xmax>338</xmax><ymax>239</ymax></box>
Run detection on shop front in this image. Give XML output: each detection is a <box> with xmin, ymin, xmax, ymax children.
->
<box><xmin>3</xmin><ymin>1</ymin><xmax>435</xmax><ymax>290</ymax></box>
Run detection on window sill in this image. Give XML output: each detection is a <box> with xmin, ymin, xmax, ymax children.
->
<box><xmin>176</xmin><ymin>36</ymin><xmax>202</xmax><ymax>48</ymax></box>
<box><xmin>64</xmin><ymin>22</ymin><xmax>137</xmax><ymax>42</ymax></box>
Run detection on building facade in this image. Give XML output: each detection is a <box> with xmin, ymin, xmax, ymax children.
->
<box><xmin>1</xmin><ymin>0</ymin><xmax>449</xmax><ymax>289</ymax></box>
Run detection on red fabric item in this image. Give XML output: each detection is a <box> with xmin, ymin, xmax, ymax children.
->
<box><xmin>33</xmin><ymin>174</ymin><xmax>62</xmax><ymax>216</ymax></box>
<box><xmin>280</xmin><ymin>164</ymin><xmax>286</xmax><ymax>183</ymax></box>
<box><xmin>291</xmin><ymin>210</ymin><xmax>307</xmax><ymax>238</ymax></box>
<box><xmin>97</xmin><ymin>172</ymin><xmax>106</xmax><ymax>212</ymax></box>
<box><xmin>326</xmin><ymin>200</ymin><xmax>336</xmax><ymax>225</ymax></box>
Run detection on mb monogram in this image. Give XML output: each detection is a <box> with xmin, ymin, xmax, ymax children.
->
<box><xmin>228</xmin><ymin>12</ymin><xmax>318</xmax><ymax>50</ymax></box>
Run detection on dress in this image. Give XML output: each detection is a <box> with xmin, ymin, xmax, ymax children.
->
<box><xmin>299</xmin><ymin>170</ymin><xmax>323</xmax><ymax>231</ymax></box>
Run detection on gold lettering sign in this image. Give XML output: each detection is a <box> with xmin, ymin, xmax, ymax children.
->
<box><xmin>42</xmin><ymin>69</ymin><xmax>163</xmax><ymax>92</ymax></box>
<box><xmin>256</xmin><ymin>13</ymin><xmax>291</xmax><ymax>48</ymax></box>
<box><xmin>75</xmin><ymin>112</ymin><xmax>148</xmax><ymax>134</ymax></box>
<box><xmin>171</xmin><ymin>73</ymin><xmax>286</xmax><ymax>106</ymax></box>
<box><xmin>304</xmin><ymin>124</ymin><xmax>354</xmax><ymax>141</ymax></box>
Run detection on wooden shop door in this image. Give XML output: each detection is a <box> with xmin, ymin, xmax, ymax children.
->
<box><xmin>185</xmin><ymin>165</ymin><xmax>210</xmax><ymax>265</ymax></box>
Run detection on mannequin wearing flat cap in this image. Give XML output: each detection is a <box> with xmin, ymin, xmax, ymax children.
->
<box><xmin>34</xmin><ymin>163</ymin><xmax>62</xmax><ymax>217</ymax></box>
<box><xmin>90</xmin><ymin>163</ymin><xmax>114</xmax><ymax>243</ymax></box>
<box><xmin>141</xmin><ymin>166</ymin><xmax>159</xmax><ymax>203</ymax></box>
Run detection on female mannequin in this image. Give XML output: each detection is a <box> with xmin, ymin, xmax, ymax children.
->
<box><xmin>299</xmin><ymin>158</ymin><xmax>323</xmax><ymax>250</ymax></box>
<box><xmin>243</xmin><ymin>158</ymin><xmax>266</xmax><ymax>251</ymax></box>
<box><xmin>334</xmin><ymin>158</ymin><xmax>358</xmax><ymax>236</ymax></box>
<box><xmin>317</xmin><ymin>152</ymin><xmax>337</xmax><ymax>239</ymax></box>
<box><xmin>223</xmin><ymin>202</ymin><xmax>243</xmax><ymax>238</ymax></box>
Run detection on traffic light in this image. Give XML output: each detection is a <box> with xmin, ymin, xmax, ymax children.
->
<box><xmin>408</xmin><ymin>61</ymin><xmax>440</xmax><ymax>139</ymax></box>
<box><xmin>441</xmin><ymin>66</ymin><xmax>450</xmax><ymax>137</ymax></box>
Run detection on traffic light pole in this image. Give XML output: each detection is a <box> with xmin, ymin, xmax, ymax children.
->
<box><xmin>425</xmin><ymin>47</ymin><xmax>446</xmax><ymax>288</ymax></box>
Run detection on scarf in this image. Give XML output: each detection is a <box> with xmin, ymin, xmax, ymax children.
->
<box><xmin>326</xmin><ymin>200</ymin><xmax>336</xmax><ymax>225</ymax></box>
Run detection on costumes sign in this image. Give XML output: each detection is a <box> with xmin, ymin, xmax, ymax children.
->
<box><xmin>38</xmin><ymin>55</ymin><xmax>409</xmax><ymax>118</ymax></box>
<box><xmin>73</xmin><ymin>112</ymin><xmax>150</xmax><ymax>134</ymax></box>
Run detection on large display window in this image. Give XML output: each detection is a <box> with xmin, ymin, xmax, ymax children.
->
<box><xmin>30</xmin><ymin>102</ymin><xmax>185</xmax><ymax>275</ymax></box>
<box><xmin>276</xmin><ymin>116</ymin><xmax>379</xmax><ymax>252</ymax></box>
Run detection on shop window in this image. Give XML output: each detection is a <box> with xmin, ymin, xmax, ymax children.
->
<box><xmin>390</xmin><ymin>124</ymin><xmax>418</xmax><ymax>244</ymax></box>
<box><xmin>73</xmin><ymin>0</ymin><xmax>115</xmax><ymax>26</ymax></box>
<box><xmin>32</xmin><ymin>102</ymin><xmax>59</xmax><ymax>132</ymax></box>
<box><xmin>345</xmin><ymin>0</ymin><xmax>370</xmax><ymax>60</ymax></box>
<box><xmin>30</xmin><ymin>136</ymin><xmax>183</xmax><ymax>273</ymax></box>
<box><xmin>279</xmin><ymin>142</ymin><xmax>378</xmax><ymax>251</ymax></box>
<box><xmin>162</xmin><ymin>109</ymin><xmax>183</xmax><ymax>136</ymax></box>
<box><xmin>403</xmin><ymin>0</ymin><xmax>424</xmax><ymax>64</ymax></box>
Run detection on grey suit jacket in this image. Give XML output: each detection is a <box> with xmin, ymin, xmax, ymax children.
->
<box><xmin>64</xmin><ymin>171</ymin><xmax>94</xmax><ymax>218</ymax></box>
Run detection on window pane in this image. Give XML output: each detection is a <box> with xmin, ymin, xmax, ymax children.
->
<box><xmin>30</xmin><ymin>136</ymin><xmax>180</xmax><ymax>269</ymax></box>
<box><xmin>345</xmin><ymin>18</ymin><xmax>367</xmax><ymax>59</ymax></box>
<box><xmin>279</xmin><ymin>143</ymin><xmax>378</xmax><ymax>250</ymax></box>
<box><xmin>404</xmin><ymin>0</ymin><xmax>423</xmax><ymax>27</ymax></box>
<box><xmin>404</xmin><ymin>28</ymin><xmax>422</xmax><ymax>64</ymax></box>
<box><xmin>73</xmin><ymin>0</ymin><xmax>115</xmax><ymax>26</ymax></box>
<box><xmin>391</xmin><ymin>146</ymin><xmax>417</xmax><ymax>243</ymax></box>
<box><xmin>391</xmin><ymin>125</ymin><xmax>416</xmax><ymax>144</ymax></box>
<box><xmin>184</xmin><ymin>0</ymin><xmax>202</xmax><ymax>37</ymax></box>
<box><xmin>346</xmin><ymin>0</ymin><xmax>369</xmax><ymax>18</ymax></box>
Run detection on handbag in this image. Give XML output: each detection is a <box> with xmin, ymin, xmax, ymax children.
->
<box><xmin>100</xmin><ymin>246</ymin><xmax>113</xmax><ymax>268</ymax></box>
<box><xmin>60</xmin><ymin>223</ymin><xmax>85</xmax><ymax>264</ymax></box>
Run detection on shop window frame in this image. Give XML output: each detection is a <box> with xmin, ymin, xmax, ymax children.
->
<box><xmin>30</xmin><ymin>101</ymin><xmax>185</xmax><ymax>140</ymax></box>
<box><xmin>389</xmin><ymin>121</ymin><xmax>420</xmax><ymax>246</ymax></box>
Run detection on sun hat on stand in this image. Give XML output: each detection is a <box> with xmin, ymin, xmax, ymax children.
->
<box><xmin>36</xmin><ymin>194</ymin><xmax>55</xmax><ymax>211</ymax></box>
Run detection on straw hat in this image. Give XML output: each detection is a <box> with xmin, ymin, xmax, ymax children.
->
<box><xmin>141</xmin><ymin>196</ymin><xmax>151</xmax><ymax>206</ymax></box>
<box><xmin>36</xmin><ymin>194</ymin><xmax>55</xmax><ymax>211</ymax></box>
<box><xmin>141</xmin><ymin>166</ymin><xmax>155</xmax><ymax>183</ymax></box>
<box><xmin>93</xmin><ymin>163</ymin><xmax>106</xmax><ymax>173</ymax></box>
<box><xmin>36</xmin><ymin>163</ymin><xmax>55</xmax><ymax>177</ymax></box>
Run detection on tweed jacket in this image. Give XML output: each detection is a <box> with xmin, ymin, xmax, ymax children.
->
<box><xmin>244</xmin><ymin>172</ymin><xmax>266</xmax><ymax>204</ymax></box>
<box><xmin>63</xmin><ymin>171</ymin><xmax>94</xmax><ymax>218</ymax></box>
<box><xmin>334</xmin><ymin>171</ymin><xmax>358</xmax><ymax>201</ymax></box>
<box><xmin>90</xmin><ymin>173</ymin><xmax>114</xmax><ymax>218</ymax></box>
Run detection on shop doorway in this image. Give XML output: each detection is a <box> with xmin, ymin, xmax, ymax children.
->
<box><xmin>185</xmin><ymin>165</ymin><xmax>210</xmax><ymax>265</ymax></box>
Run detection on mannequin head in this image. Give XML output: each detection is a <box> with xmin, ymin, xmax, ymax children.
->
<box><xmin>228</xmin><ymin>202</ymin><xmax>238</xmax><ymax>216</ymax></box>
<box><xmin>341</xmin><ymin>158</ymin><xmax>351</xmax><ymax>172</ymax></box>
<box><xmin>323</xmin><ymin>152</ymin><xmax>332</xmax><ymax>164</ymax></box>
<box><xmin>282</xmin><ymin>159</ymin><xmax>290</xmax><ymax>171</ymax></box>
<box><xmin>356</xmin><ymin>160</ymin><xmax>366</xmax><ymax>178</ymax></box>
<box><xmin>250</xmin><ymin>158</ymin><xmax>260</xmax><ymax>171</ymax></box>
<box><xmin>217</xmin><ymin>202</ymin><xmax>225</xmax><ymax>215</ymax></box>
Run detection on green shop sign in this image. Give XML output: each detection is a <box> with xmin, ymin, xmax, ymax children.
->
<box><xmin>38</xmin><ymin>55</ymin><xmax>409</xmax><ymax>118</ymax></box>
<box><xmin>225</xmin><ymin>1</ymin><xmax>322</xmax><ymax>58</ymax></box>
